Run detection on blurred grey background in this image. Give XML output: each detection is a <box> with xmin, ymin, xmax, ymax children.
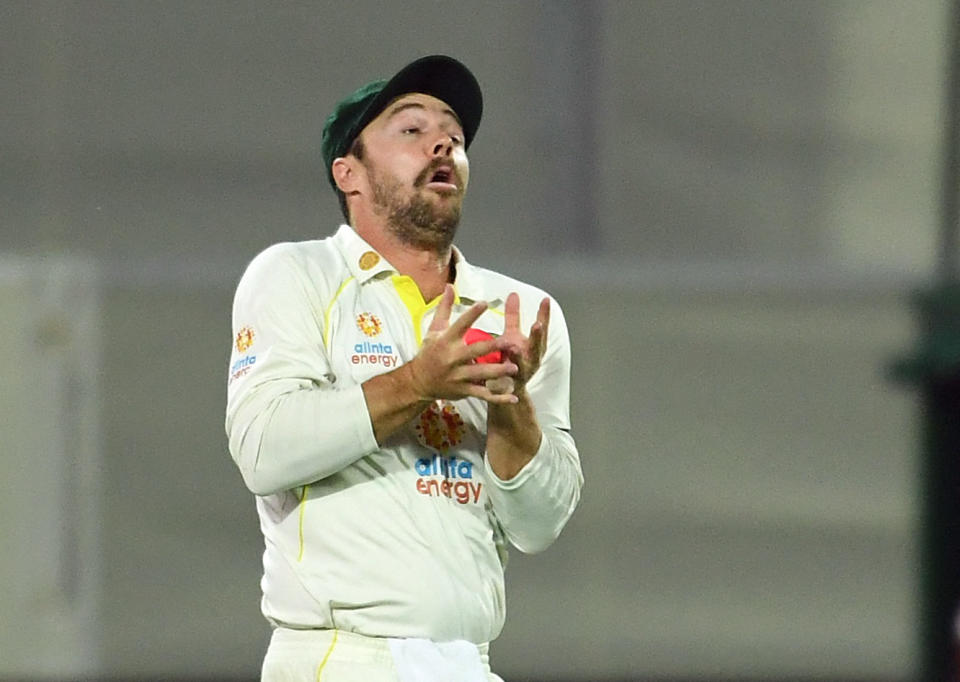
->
<box><xmin>0</xmin><ymin>0</ymin><xmax>950</xmax><ymax>680</ymax></box>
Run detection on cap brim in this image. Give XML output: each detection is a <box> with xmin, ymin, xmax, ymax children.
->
<box><xmin>347</xmin><ymin>55</ymin><xmax>483</xmax><ymax>151</ymax></box>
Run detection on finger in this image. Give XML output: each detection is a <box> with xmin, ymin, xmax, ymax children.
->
<box><xmin>526</xmin><ymin>323</ymin><xmax>544</xmax><ymax>362</ymax></box>
<box><xmin>461</xmin><ymin>338</ymin><xmax>502</xmax><ymax>361</ymax></box>
<box><xmin>457</xmin><ymin>361</ymin><xmax>518</xmax><ymax>383</ymax></box>
<box><xmin>445</xmin><ymin>299</ymin><xmax>488</xmax><ymax>339</ymax></box>
<box><xmin>427</xmin><ymin>284</ymin><xmax>455</xmax><ymax>335</ymax></box>
<box><xmin>464</xmin><ymin>383</ymin><xmax>520</xmax><ymax>405</ymax></box>
<box><xmin>528</xmin><ymin>297</ymin><xmax>551</xmax><ymax>358</ymax></box>
<box><xmin>493</xmin><ymin>334</ymin><xmax>522</xmax><ymax>353</ymax></box>
<box><xmin>496</xmin><ymin>347</ymin><xmax>522</xmax><ymax>373</ymax></box>
<box><xmin>537</xmin><ymin>297</ymin><xmax>551</xmax><ymax>333</ymax></box>
<box><xmin>503</xmin><ymin>292</ymin><xmax>521</xmax><ymax>335</ymax></box>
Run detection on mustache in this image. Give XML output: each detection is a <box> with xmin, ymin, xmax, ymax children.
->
<box><xmin>414</xmin><ymin>160</ymin><xmax>462</xmax><ymax>189</ymax></box>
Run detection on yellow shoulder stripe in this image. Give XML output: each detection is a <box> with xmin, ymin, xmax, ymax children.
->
<box><xmin>323</xmin><ymin>277</ymin><xmax>356</xmax><ymax>349</ymax></box>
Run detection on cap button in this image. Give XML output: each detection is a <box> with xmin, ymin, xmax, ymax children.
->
<box><xmin>359</xmin><ymin>251</ymin><xmax>380</xmax><ymax>270</ymax></box>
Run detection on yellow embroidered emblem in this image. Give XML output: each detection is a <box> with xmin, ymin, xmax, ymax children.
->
<box><xmin>356</xmin><ymin>312</ymin><xmax>383</xmax><ymax>337</ymax></box>
<box><xmin>359</xmin><ymin>251</ymin><xmax>380</xmax><ymax>270</ymax></box>
<box><xmin>235</xmin><ymin>326</ymin><xmax>255</xmax><ymax>352</ymax></box>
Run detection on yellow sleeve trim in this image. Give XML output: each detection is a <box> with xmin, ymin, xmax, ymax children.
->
<box><xmin>315</xmin><ymin>629</ymin><xmax>339</xmax><ymax>681</ymax></box>
<box><xmin>297</xmin><ymin>485</ymin><xmax>308</xmax><ymax>562</ymax></box>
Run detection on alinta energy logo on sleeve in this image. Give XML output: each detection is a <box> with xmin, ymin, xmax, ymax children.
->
<box><xmin>352</xmin><ymin>312</ymin><xmax>400</xmax><ymax>368</ymax></box>
<box><xmin>230</xmin><ymin>325</ymin><xmax>257</xmax><ymax>384</ymax></box>
<box><xmin>413</xmin><ymin>401</ymin><xmax>482</xmax><ymax>505</ymax></box>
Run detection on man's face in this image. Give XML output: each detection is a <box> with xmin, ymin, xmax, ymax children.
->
<box><xmin>356</xmin><ymin>93</ymin><xmax>470</xmax><ymax>251</ymax></box>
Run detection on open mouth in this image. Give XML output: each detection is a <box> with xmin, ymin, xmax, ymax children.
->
<box><xmin>424</xmin><ymin>165</ymin><xmax>458</xmax><ymax>190</ymax></box>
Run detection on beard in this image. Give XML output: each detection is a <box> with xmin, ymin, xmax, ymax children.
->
<box><xmin>366</xmin><ymin>160</ymin><xmax>463</xmax><ymax>253</ymax></box>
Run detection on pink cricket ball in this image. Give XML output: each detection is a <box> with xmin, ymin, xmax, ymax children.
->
<box><xmin>463</xmin><ymin>328</ymin><xmax>502</xmax><ymax>364</ymax></box>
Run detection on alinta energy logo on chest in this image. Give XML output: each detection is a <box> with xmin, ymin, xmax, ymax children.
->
<box><xmin>413</xmin><ymin>401</ymin><xmax>482</xmax><ymax>505</ymax></box>
<box><xmin>351</xmin><ymin>312</ymin><xmax>400</xmax><ymax>368</ymax></box>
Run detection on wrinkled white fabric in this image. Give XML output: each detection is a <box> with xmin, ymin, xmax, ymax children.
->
<box><xmin>226</xmin><ymin>225</ymin><xmax>583</xmax><ymax>645</ymax></box>
<box><xmin>261</xmin><ymin>628</ymin><xmax>503</xmax><ymax>682</ymax></box>
<box><xmin>388</xmin><ymin>637</ymin><xmax>487</xmax><ymax>682</ymax></box>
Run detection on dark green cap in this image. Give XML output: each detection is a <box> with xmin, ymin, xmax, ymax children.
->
<box><xmin>321</xmin><ymin>55</ymin><xmax>483</xmax><ymax>191</ymax></box>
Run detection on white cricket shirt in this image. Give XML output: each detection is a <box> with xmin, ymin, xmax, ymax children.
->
<box><xmin>225</xmin><ymin>225</ymin><xmax>583</xmax><ymax>645</ymax></box>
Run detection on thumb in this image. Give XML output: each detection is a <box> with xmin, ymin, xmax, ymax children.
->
<box><xmin>426</xmin><ymin>284</ymin><xmax>455</xmax><ymax>336</ymax></box>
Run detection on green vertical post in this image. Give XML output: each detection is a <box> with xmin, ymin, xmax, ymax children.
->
<box><xmin>891</xmin><ymin>2</ymin><xmax>960</xmax><ymax>680</ymax></box>
<box><xmin>893</xmin><ymin>288</ymin><xmax>960</xmax><ymax>682</ymax></box>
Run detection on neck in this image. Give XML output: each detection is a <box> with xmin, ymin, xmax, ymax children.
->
<box><xmin>352</xmin><ymin>218</ymin><xmax>453</xmax><ymax>302</ymax></box>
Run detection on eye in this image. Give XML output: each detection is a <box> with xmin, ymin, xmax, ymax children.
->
<box><xmin>402</xmin><ymin>126</ymin><xmax>421</xmax><ymax>135</ymax></box>
<box><xmin>450</xmin><ymin>134</ymin><xmax>464</xmax><ymax>146</ymax></box>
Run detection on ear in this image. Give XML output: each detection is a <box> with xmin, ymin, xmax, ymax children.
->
<box><xmin>332</xmin><ymin>156</ymin><xmax>362</xmax><ymax>194</ymax></box>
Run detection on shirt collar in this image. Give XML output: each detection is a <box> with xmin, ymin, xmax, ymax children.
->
<box><xmin>450</xmin><ymin>246</ymin><xmax>501</xmax><ymax>307</ymax></box>
<box><xmin>331</xmin><ymin>224</ymin><xmax>502</xmax><ymax>307</ymax></box>
<box><xmin>332</xmin><ymin>224</ymin><xmax>396</xmax><ymax>283</ymax></box>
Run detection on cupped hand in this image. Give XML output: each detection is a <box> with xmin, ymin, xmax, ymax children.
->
<box><xmin>406</xmin><ymin>285</ymin><xmax>520</xmax><ymax>405</ymax></box>
<box><xmin>494</xmin><ymin>292</ymin><xmax>550</xmax><ymax>395</ymax></box>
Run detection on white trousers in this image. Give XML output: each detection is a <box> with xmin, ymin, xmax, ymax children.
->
<box><xmin>261</xmin><ymin>627</ymin><xmax>505</xmax><ymax>682</ymax></box>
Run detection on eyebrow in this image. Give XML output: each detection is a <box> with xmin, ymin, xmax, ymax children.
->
<box><xmin>386</xmin><ymin>101</ymin><xmax>463</xmax><ymax>128</ymax></box>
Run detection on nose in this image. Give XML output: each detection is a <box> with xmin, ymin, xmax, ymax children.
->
<box><xmin>429</xmin><ymin>134</ymin><xmax>455</xmax><ymax>157</ymax></box>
